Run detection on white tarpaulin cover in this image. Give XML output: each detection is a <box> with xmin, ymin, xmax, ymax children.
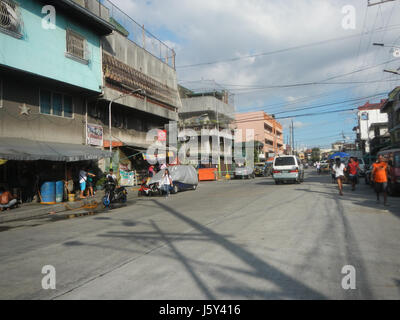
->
<box><xmin>149</xmin><ymin>165</ymin><xmax>198</xmax><ymax>186</ymax></box>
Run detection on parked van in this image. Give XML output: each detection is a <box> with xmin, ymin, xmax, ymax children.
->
<box><xmin>377</xmin><ymin>149</ymin><xmax>400</xmax><ymax>195</ymax></box>
<box><xmin>273</xmin><ymin>155</ymin><xmax>305</xmax><ymax>184</ymax></box>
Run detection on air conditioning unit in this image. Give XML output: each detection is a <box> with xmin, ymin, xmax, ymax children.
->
<box><xmin>0</xmin><ymin>0</ymin><xmax>22</xmax><ymax>35</ymax></box>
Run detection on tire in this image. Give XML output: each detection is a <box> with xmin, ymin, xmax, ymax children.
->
<box><xmin>275</xmin><ymin>181</ymin><xmax>280</xmax><ymax>185</ymax></box>
<box><xmin>173</xmin><ymin>185</ymin><xmax>179</xmax><ymax>194</ymax></box>
<box><xmin>102</xmin><ymin>195</ymin><xmax>110</xmax><ymax>208</ymax></box>
<box><xmin>192</xmin><ymin>185</ymin><xmax>197</xmax><ymax>191</ymax></box>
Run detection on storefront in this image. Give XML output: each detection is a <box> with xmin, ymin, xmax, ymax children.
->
<box><xmin>0</xmin><ymin>137</ymin><xmax>111</xmax><ymax>203</ymax></box>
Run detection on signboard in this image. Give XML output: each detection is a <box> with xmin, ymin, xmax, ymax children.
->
<box><xmin>87</xmin><ymin>124</ymin><xmax>103</xmax><ymax>147</ymax></box>
<box><xmin>120</xmin><ymin>169</ymin><xmax>135</xmax><ymax>187</ymax></box>
<box><xmin>158</xmin><ymin>130</ymin><xmax>167</xmax><ymax>142</ymax></box>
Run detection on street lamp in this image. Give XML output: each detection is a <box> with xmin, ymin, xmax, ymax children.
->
<box><xmin>108</xmin><ymin>88</ymin><xmax>144</xmax><ymax>156</ymax></box>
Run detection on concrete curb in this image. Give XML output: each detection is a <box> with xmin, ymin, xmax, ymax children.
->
<box><xmin>0</xmin><ymin>187</ymin><xmax>141</xmax><ymax>224</ymax></box>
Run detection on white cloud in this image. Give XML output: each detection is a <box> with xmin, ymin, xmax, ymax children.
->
<box><xmin>111</xmin><ymin>0</ymin><xmax>400</xmax><ymax>120</ymax></box>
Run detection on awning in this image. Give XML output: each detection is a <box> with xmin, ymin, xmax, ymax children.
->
<box><xmin>0</xmin><ymin>138</ymin><xmax>112</xmax><ymax>162</ymax></box>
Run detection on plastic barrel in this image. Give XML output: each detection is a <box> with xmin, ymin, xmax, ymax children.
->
<box><xmin>41</xmin><ymin>182</ymin><xmax>56</xmax><ymax>205</ymax></box>
<box><xmin>56</xmin><ymin>181</ymin><xmax>64</xmax><ymax>203</ymax></box>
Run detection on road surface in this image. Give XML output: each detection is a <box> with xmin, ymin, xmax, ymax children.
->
<box><xmin>0</xmin><ymin>171</ymin><xmax>399</xmax><ymax>300</ymax></box>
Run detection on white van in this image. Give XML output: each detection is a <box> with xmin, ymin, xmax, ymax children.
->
<box><xmin>273</xmin><ymin>155</ymin><xmax>304</xmax><ymax>184</ymax></box>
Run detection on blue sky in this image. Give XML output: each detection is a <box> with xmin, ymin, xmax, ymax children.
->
<box><xmin>110</xmin><ymin>0</ymin><xmax>400</xmax><ymax>149</ymax></box>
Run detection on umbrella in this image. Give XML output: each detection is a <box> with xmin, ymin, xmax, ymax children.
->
<box><xmin>329</xmin><ymin>152</ymin><xmax>350</xmax><ymax>160</ymax></box>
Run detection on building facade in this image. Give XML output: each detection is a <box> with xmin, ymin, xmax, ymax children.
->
<box><xmin>356</xmin><ymin>100</ymin><xmax>388</xmax><ymax>154</ymax></box>
<box><xmin>178</xmin><ymin>88</ymin><xmax>235</xmax><ymax>175</ymax></box>
<box><xmin>0</xmin><ymin>0</ymin><xmax>114</xmax><ymax>201</ymax></box>
<box><xmin>381</xmin><ymin>87</ymin><xmax>400</xmax><ymax>149</ymax></box>
<box><xmin>235</xmin><ymin>111</ymin><xmax>284</xmax><ymax>159</ymax></box>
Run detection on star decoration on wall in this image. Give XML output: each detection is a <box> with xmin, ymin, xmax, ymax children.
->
<box><xmin>19</xmin><ymin>103</ymin><xmax>31</xmax><ymax>116</ymax></box>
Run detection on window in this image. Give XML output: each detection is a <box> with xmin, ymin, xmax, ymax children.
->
<box><xmin>0</xmin><ymin>0</ymin><xmax>22</xmax><ymax>38</ymax></box>
<box><xmin>40</xmin><ymin>90</ymin><xmax>73</xmax><ymax>118</ymax></box>
<box><xmin>275</xmin><ymin>157</ymin><xmax>296</xmax><ymax>166</ymax></box>
<box><xmin>66</xmin><ymin>29</ymin><xmax>88</xmax><ymax>63</ymax></box>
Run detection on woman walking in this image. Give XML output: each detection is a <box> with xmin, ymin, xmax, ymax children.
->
<box><xmin>160</xmin><ymin>169</ymin><xmax>173</xmax><ymax>198</ymax></box>
<box><xmin>332</xmin><ymin>158</ymin><xmax>347</xmax><ymax>196</ymax></box>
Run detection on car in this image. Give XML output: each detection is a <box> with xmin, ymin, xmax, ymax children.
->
<box><xmin>273</xmin><ymin>155</ymin><xmax>305</xmax><ymax>184</ymax></box>
<box><xmin>234</xmin><ymin>166</ymin><xmax>255</xmax><ymax>179</ymax></box>
<box><xmin>148</xmin><ymin>165</ymin><xmax>199</xmax><ymax>194</ymax></box>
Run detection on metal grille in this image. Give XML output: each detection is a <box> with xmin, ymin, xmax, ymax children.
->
<box><xmin>66</xmin><ymin>29</ymin><xmax>86</xmax><ymax>60</ymax></box>
<box><xmin>0</xmin><ymin>0</ymin><xmax>21</xmax><ymax>35</ymax></box>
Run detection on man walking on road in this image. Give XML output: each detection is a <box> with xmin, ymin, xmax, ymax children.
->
<box><xmin>372</xmin><ymin>155</ymin><xmax>389</xmax><ymax>206</ymax></box>
<box><xmin>347</xmin><ymin>157</ymin><xmax>360</xmax><ymax>191</ymax></box>
<box><xmin>332</xmin><ymin>158</ymin><xmax>346</xmax><ymax>196</ymax></box>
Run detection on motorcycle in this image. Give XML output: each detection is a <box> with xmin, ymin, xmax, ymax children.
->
<box><xmin>102</xmin><ymin>178</ymin><xmax>128</xmax><ymax>208</ymax></box>
<box><xmin>138</xmin><ymin>178</ymin><xmax>160</xmax><ymax>197</ymax></box>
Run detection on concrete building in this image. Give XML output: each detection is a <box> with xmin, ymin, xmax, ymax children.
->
<box><xmin>235</xmin><ymin>111</ymin><xmax>284</xmax><ymax>159</ymax></box>
<box><xmin>381</xmin><ymin>87</ymin><xmax>400</xmax><ymax>149</ymax></box>
<box><xmin>0</xmin><ymin>0</ymin><xmax>181</xmax><ymax>198</ymax></box>
<box><xmin>78</xmin><ymin>0</ymin><xmax>181</xmax><ymax>178</ymax></box>
<box><xmin>178</xmin><ymin>88</ymin><xmax>235</xmax><ymax>175</ymax></box>
<box><xmin>355</xmin><ymin>99</ymin><xmax>388</xmax><ymax>154</ymax></box>
<box><xmin>0</xmin><ymin>0</ymin><xmax>114</xmax><ymax>201</ymax></box>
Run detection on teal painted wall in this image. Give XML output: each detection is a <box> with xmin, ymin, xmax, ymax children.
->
<box><xmin>0</xmin><ymin>0</ymin><xmax>102</xmax><ymax>92</ymax></box>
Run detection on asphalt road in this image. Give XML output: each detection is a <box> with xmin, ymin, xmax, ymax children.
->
<box><xmin>0</xmin><ymin>171</ymin><xmax>399</xmax><ymax>300</ymax></box>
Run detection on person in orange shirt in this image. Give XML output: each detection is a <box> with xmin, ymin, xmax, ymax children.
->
<box><xmin>372</xmin><ymin>155</ymin><xmax>389</xmax><ymax>206</ymax></box>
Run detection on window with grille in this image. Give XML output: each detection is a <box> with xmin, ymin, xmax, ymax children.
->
<box><xmin>40</xmin><ymin>90</ymin><xmax>73</xmax><ymax>118</ymax></box>
<box><xmin>66</xmin><ymin>29</ymin><xmax>87</xmax><ymax>63</ymax></box>
<box><xmin>0</xmin><ymin>0</ymin><xmax>22</xmax><ymax>38</ymax></box>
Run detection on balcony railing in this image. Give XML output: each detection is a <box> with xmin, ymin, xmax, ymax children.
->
<box><xmin>99</xmin><ymin>0</ymin><xmax>175</xmax><ymax>69</ymax></box>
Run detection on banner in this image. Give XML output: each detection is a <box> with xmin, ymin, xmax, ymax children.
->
<box><xmin>158</xmin><ymin>130</ymin><xmax>167</xmax><ymax>142</ymax></box>
<box><xmin>87</xmin><ymin>124</ymin><xmax>104</xmax><ymax>147</ymax></box>
<box><xmin>120</xmin><ymin>169</ymin><xmax>135</xmax><ymax>187</ymax></box>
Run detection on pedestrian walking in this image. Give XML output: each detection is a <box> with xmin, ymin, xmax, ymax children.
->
<box><xmin>316</xmin><ymin>161</ymin><xmax>321</xmax><ymax>175</ymax></box>
<box><xmin>332</xmin><ymin>158</ymin><xmax>346</xmax><ymax>196</ymax></box>
<box><xmin>372</xmin><ymin>155</ymin><xmax>389</xmax><ymax>206</ymax></box>
<box><xmin>330</xmin><ymin>159</ymin><xmax>336</xmax><ymax>184</ymax></box>
<box><xmin>87</xmin><ymin>168</ymin><xmax>96</xmax><ymax>197</ymax></box>
<box><xmin>160</xmin><ymin>169</ymin><xmax>173</xmax><ymax>198</ymax></box>
<box><xmin>148</xmin><ymin>165</ymin><xmax>155</xmax><ymax>178</ymax></box>
<box><xmin>347</xmin><ymin>157</ymin><xmax>360</xmax><ymax>191</ymax></box>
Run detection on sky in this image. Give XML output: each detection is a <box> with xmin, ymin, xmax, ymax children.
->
<box><xmin>110</xmin><ymin>0</ymin><xmax>400</xmax><ymax>150</ymax></box>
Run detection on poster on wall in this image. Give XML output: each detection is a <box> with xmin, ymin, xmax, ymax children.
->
<box><xmin>87</xmin><ymin>124</ymin><xmax>104</xmax><ymax>147</ymax></box>
<box><xmin>120</xmin><ymin>170</ymin><xmax>135</xmax><ymax>187</ymax></box>
<box><xmin>158</xmin><ymin>130</ymin><xmax>167</xmax><ymax>142</ymax></box>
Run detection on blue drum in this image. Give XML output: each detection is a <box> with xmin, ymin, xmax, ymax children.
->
<box><xmin>56</xmin><ymin>181</ymin><xmax>64</xmax><ymax>203</ymax></box>
<box><xmin>41</xmin><ymin>182</ymin><xmax>56</xmax><ymax>204</ymax></box>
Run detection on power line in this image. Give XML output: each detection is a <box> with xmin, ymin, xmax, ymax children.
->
<box><xmin>177</xmin><ymin>23</ymin><xmax>400</xmax><ymax>69</ymax></box>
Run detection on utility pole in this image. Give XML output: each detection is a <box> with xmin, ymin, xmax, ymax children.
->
<box><xmin>291</xmin><ymin>119</ymin><xmax>295</xmax><ymax>156</ymax></box>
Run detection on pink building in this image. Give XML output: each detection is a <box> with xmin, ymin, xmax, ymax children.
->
<box><xmin>235</xmin><ymin>111</ymin><xmax>284</xmax><ymax>159</ymax></box>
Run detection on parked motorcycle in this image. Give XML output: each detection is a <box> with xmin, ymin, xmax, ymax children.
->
<box><xmin>138</xmin><ymin>179</ymin><xmax>160</xmax><ymax>197</ymax></box>
<box><xmin>102</xmin><ymin>178</ymin><xmax>128</xmax><ymax>208</ymax></box>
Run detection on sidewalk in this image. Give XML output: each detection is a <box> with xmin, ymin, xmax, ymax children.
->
<box><xmin>0</xmin><ymin>187</ymin><xmax>140</xmax><ymax>224</ymax></box>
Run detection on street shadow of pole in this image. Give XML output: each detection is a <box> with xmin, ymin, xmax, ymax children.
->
<box><xmin>152</xmin><ymin>199</ymin><xmax>326</xmax><ymax>299</ymax></box>
<box><xmin>150</xmin><ymin>220</ymin><xmax>216</xmax><ymax>300</ymax></box>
